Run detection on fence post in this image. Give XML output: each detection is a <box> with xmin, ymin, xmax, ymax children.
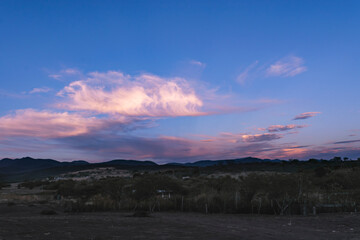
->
<box><xmin>181</xmin><ymin>196</ymin><xmax>184</xmax><ymax>212</ymax></box>
<box><xmin>235</xmin><ymin>191</ymin><xmax>238</xmax><ymax>210</ymax></box>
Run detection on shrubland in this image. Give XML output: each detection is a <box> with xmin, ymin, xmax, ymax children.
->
<box><xmin>17</xmin><ymin>159</ymin><xmax>360</xmax><ymax>215</ymax></box>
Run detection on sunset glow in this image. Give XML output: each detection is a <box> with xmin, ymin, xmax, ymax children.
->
<box><xmin>0</xmin><ymin>1</ymin><xmax>359</xmax><ymax>162</ymax></box>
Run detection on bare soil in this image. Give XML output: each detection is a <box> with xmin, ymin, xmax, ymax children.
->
<box><xmin>0</xmin><ymin>204</ymin><xmax>359</xmax><ymax>240</ymax></box>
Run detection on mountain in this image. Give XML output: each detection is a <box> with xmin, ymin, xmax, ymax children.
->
<box><xmin>166</xmin><ymin>157</ymin><xmax>279</xmax><ymax>167</ymax></box>
<box><xmin>100</xmin><ymin>159</ymin><xmax>158</xmax><ymax>166</ymax></box>
<box><xmin>0</xmin><ymin>156</ymin><xmax>280</xmax><ymax>182</ymax></box>
<box><xmin>0</xmin><ymin>157</ymin><xmax>89</xmax><ymax>174</ymax></box>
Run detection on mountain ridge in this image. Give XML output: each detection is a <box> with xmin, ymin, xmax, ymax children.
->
<box><xmin>0</xmin><ymin>156</ymin><xmax>281</xmax><ymax>173</ymax></box>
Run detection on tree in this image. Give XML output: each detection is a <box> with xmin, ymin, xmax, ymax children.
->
<box><xmin>266</xmin><ymin>174</ymin><xmax>298</xmax><ymax>215</ymax></box>
<box><xmin>331</xmin><ymin>156</ymin><xmax>342</xmax><ymax>162</ymax></box>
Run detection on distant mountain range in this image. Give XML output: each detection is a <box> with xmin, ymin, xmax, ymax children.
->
<box><xmin>166</xmin><ymin>157</ymin><xmax>280</xmax><ymax>167</ymax></box>
<box><xmin>0</xmin><ymin>156</ymin><xmax>280</xmax><ymax>172</ymax></box>
<box><xmin>0</xmin><ymin>156</ymin><xmax>281</xmax><ymax>182</ymax></box>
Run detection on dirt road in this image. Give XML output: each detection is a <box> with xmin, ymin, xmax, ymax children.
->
<box><xmin>0</xmin><ymin>204</ymin><xmax>359</xmax><ymax>239</ymax></box>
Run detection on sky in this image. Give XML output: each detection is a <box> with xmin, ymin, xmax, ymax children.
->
<box><xmin>0</xmin><ymin>0</ymin><xmax>359</xmax><ymax>162</ymax></box>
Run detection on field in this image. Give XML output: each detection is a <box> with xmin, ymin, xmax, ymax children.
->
<box><xmin>2</xmin><ymin>160</ymin><xmax>360</xmax><ymax>239</ymax></box>
<box><xmin>0</xmin><ymin>203</ymin><xmax>359</xmax><ymax>240</ymax></box>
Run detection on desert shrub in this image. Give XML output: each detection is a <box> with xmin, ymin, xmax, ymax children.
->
<box><xmin>132</xmin><ymin>174</ymin><xmax>185</xmax><ymax>202</ymax></box>
<box><xmin>314</xmin><ymin>167</ymin><xmax>329</xmax><ymax>177</ymax></box>
<box><xmin>19</xmin><ymin>180</ymin><xmax>50</xmax><ymax>189</ymax></box>
<box><xmin>35</xmin><ymin>164</ymin><xmax>360</xmax><ymax>215</ymax></box>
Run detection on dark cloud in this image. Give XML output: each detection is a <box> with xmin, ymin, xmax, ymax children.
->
<box><xmin>267</xmin><ymin>124</ymin><xmax>306</xmax><ymax>132</ymax></box>
<box><xmin>242</xmin><ymin>133</ymin><xmax>282</xmax><ymax>142</ymax></box>
<box><xmin>334</xmin><ymin>139</ymin><xmax>360</xmax><ymax>144</ymax></box>
<box><xmin>293</xmin><ymin>112</ymin><xmax>320</xmax><ymax>120</ymax></box>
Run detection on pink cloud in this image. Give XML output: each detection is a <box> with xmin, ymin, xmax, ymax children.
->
<box><xmin>62</xmin><ymin>68</ymin><xmax>81</xmax><ymax>75</ymax></box>
<box><xmin>293</xmin><ymin>112</ymin><xmax>321</xmax><ymax>120</ymax></box>
<box><xmin>266</xmin><ymin>124</ymin><xmax>307</xmax><ymax>132</ymax></box>
<box><xmin>1</xmin><ymin>67</ymin><xmax>325</xmax><ymax>162</ymax></box>
<box><xmin>272</xmin><ymin>145</ymin><xmax>360</xmax><ymax>160</ymax></box>
<box><xmin>266</xmin><ymin>56</ymin><xmax>307</xmax><ymax>77</ymax></box>
<box><xmin>241</xmin><ymin>133</ymin><xmax>282</xmax><ymax>142</ymax></box>
<box><xmin>57</xmin><ymin>71</ymin><xmax>205</xmax><ymax>117</ymax></box>
<box><xmin>29</xmin><ymin>87</ymin><xmax>52</xmax><ymax>94</ymax></box>
<box><xmin>48</xmin><ymin>74</ymin><xmax>62</xmax><ymax>80</ymax></box>
<box><xmin>47</xmin><ymin>68</ymin><xmax>82</xmax><ymax>81</ymax></box>
<box><xmin>236</xmin><ymin>61</ymin><xmax>259</xmax><ymax>84</ymax></box>
<box><xmin>189</xmin><ymin>60</ymin><xmax>206</xmax><ymax>68</ymax></box>
<box><xmin>0</xmin><ymin>109</ymin><xmax>128</xmax><ymax>138</ymax></box>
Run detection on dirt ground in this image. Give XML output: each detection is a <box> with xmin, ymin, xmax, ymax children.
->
<box><xmin>0</xmin><ymin>204</ymin><xmax>359</xmax><ymax>240</ymax></box>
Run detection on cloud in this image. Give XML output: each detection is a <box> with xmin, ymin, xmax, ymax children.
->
<box><xmin>293</xmin><ymin>112</ymin><xmax>321</xmax><ymax>120</ymax></box>
<box><xmin>0</xmin><ymin>109</ymin><xmax>129</xmax><ymax>138</ymax></box>
<box><xmin>242</xmin><ymin>133</ymin><xmax>282</xmax><ymax>142</ymax></box>
<box><xmin>29</xmin><ymin>87</ymin><xmax>52</xmax><ymax>94</ymax></box>
<box><xmin>266</xmin><ymin>56</ymin><xmax>307</xmax><ymax>77</ymax></box>
<box><xmin>56</xmin><ymin>133</ymin><xmax>275</xmax><ymax>162</ymax></box>
<box><xmin>57</xmin><ymin>71</ymin><xmax>205</xmax><ymax>117</ymax></box>
<box><xmin>1</xmin><ymin>67</ymin><xmax>326</xmax><ymax>162</ymax></box>
<box><xmin>55</xmin><ymin>130</ymin><xmax>359</xmax><ymax>161</ymax></box>
<box><xmin>266</xmin><ymin>124</ymin><xmax>307</xmax><ymax>132</ymax></box>
<box><xmin>0</xmin><ymin>89</ymin><xmax>27</xmax><ymax>99</ymax></box>
<box><xmin>236</xmin><ymin>56</ymin><xmax>306</xmax><ymax>84</ymax></box>
<box><xmin>236</xmin><ymin>61</ymin><xmax>259</xmax><ymax>84</ymax></box>
<box><xmin>62</xmin><ymin>68</ymin><xmax>81</xmax><ymax>75</ymax></box>
<box><xmin>189</xmin><ymin>60</ymin><xmax>206</xmax><ymax>68</ymax></box>
<box><xmin>333</xmin><ymin>139</ymin><xmax>360</xmax><ymax>144</ymax></box>
<box><xmin>291</xmin><ymin>146</ymin><xmax>360</xmax><ymax>160</ymax></box>
<box><xmin>48</xmin><ymin>68</ymin><xmax>82</xmax><ymax>80</ymax></box>
<box><xmin>0</xmin><ymin>69</ymin><xmax>254</xmax><ymax>142</ymax></box>
<box><xmin>48</xmin><ymin>74</ymin><xmax>62</xmax><ymax>80</ymax></box>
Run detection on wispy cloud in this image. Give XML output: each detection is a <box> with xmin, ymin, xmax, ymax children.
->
<box><xmin>333</xmin><ymin>139</ymin><xmax>360</xmax><ymax>144</ymax></box>
<box><xmin>235</xmin><ymin>55</ymin><xmax>307</xmax><ymax>85</ymax></box>
<box><xmin>0</xmin><ymin>89</ymin><xmax>27</xmax><ymax>99</ymax></box>
<box><xmin>48</xmin><ymin>74</ymin><xmax>62</xmax><ymax>80</ymax></box>
<box><xmin>236</xmin><ymin>61</ymin><xmax>258</xmax><ymax>84</ymax></box>
<box><xmin>293</xmin><ymin>112</ymin><xmax>321</xmax><ymax>120</ymax></box>
<box><xmin>62</xmin><ymin>68</ymin><xmax>81</xmax><ymax>75</ymax></box>
<box><xmin>189</xmin><ymin>60</ymin><xmax>206</xmax><ymax>68</ymax></box>
<box><xmin>266</xmin><ymin>56</ymin><xmax>307</xmax><ymax>77</ymax></box>
<box><xmin>48</xmin><ymin>68</ymin><xmax>82</xmax><ymax>80</ymax></box>
<box><xmin>266</xmin><ymin>124</ymin><xmax>307</xmax><ymax>132</ymax></box>
<box><xmin>29</xmin><ymin>87</ymin><xmax>52</xmax><ymax>94</ymax></box>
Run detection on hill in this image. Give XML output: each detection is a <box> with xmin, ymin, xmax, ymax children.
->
<box><xmin>0</xmin><ymin>156</ymin><xmax>280</xmax><ymax>182</ymax></box>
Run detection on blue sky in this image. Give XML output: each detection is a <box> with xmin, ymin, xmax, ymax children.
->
<box><xmin>0</xmin><ymin>0</ymin><xmax>359</xmax><ymax>162</ymax></box>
